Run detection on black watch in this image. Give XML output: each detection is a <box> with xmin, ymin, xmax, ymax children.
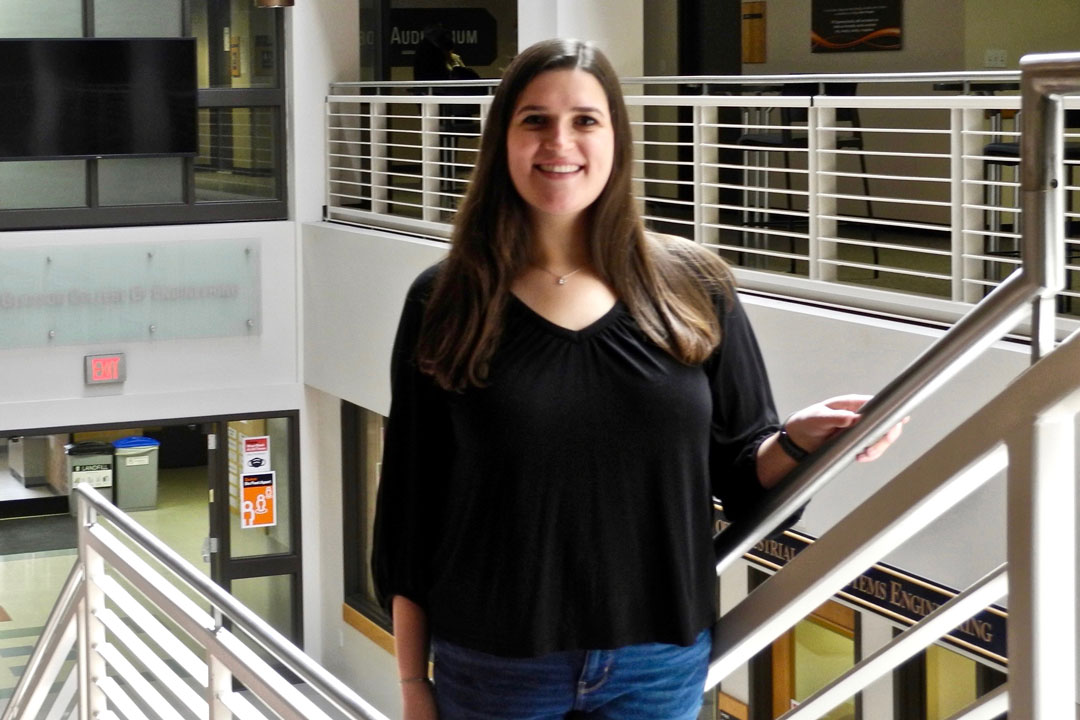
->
<box><xmin>777</xmin><ymin>426</ymin><xmax>810</xmax><ymax>461</ymax></box>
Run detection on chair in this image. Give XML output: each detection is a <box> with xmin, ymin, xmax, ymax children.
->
<box><xmin>737</xmin><ymin>82</ymin><xmax>878</xmax><ymax>273</ymax></box>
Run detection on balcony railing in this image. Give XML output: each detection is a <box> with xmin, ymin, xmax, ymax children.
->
<box><xmin>326</xmin><ymin>70</ymin><xmax>1080</xmax><ymax>329</ymax></box>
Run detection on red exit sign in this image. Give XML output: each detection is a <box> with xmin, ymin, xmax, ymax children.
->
<box><xmin>84</xmin><ymin>354</ymin><xmax>126</xmax><ymax>385</ymax></box>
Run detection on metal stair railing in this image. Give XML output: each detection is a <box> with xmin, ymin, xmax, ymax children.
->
<box><xmin>2</xmin><ymin>485</ymin><xmax>390</xmax><ymax>720</ymax></box>
<box><xmin>704</xmin><ymin>52</ymin><xmax>1080</xmax><ymax>720</ymax></box>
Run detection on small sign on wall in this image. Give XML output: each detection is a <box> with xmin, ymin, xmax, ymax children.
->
<box><xmin>812</xmin><ymin>0</ymin><xmax>902</xmax><ymax>53</ymax></box>
<box><xmin>241</xmin><ymin>471</ymin><xmax>276</xmax><ymax>529</ymax></box>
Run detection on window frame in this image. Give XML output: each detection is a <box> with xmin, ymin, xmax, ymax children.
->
<box><xmin>0</xmin><ymin>0</ymin><xmax>288</xmax><ymax>231</ymax></box>
<box><xmin>341</xmin><ymin>400</ymin><xmax>393</xmax><ymax>634</ymax></box>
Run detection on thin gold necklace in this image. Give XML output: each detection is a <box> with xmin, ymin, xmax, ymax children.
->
<box><xmin>534</xmin><ymin>263</ymin><xmax>584</xmax><ymax>286</ymax></box>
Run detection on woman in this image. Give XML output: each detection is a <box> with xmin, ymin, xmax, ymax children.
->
<box><xmin>373</xmin><ymin>38</ymin><xmax>901</xmax><ymax>720</ymax></box>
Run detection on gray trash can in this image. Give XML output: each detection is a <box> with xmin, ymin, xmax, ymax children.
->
<box><xmin>66</xmin><ymin>441</ymin><xmax>114</xmax><ymax>515</ymax></box>
<box><xmin>113</xmin><ymin>436</ymin><xmax>161</xmax><ymax>511</ymax></box>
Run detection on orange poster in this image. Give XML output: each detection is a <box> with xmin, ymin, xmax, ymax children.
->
<box><xmin>241</xmin><ymin>471</ymin><xmax>276</xmax><ymax>528</ymax></box>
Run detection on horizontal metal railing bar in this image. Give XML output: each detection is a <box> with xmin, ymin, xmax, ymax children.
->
<box><xmin>707</xmin><ymin>443</ymin><xmax>1010</xmax><ymax>687</ymax></box>
<box><xmin>820</xmin><ymin>170</ymin><xmax>949</xmax><ymax>183</ymax></box>
<box><xmin>703</xmin><ymin>222</ymin><xmax>809</xmax><ymax>240</ymax></box>
<box><xmin>95</xmin><ymin>574</ymin><xmax>209</xmax><ymax>683</ymax></box>
<box><xmin>819</xmin><ymin>214</ymin><xmax>948</xmax><ymax>232</ymax></box>
<box><xmin>703</xmin><ymin>161</ymin><xmax>809</xmax><ymax>174</ymax></box>
<box><xmin>96</xmin><ymin>641</ymin><xmax>188</xmax><ymax>720</ymax></box>
<box><xmin>0</xmin><ymin>562</ymin><xmax>83</xmax><ymax>720</ymax></box>
<box><xmin>703</xmin><ymin>243</ymin><xmax>804</xmax><ymax>261</ymax></box>
<box><xmin>776</xmin><ymin>565</ymin><xmax>1008</xmax><ymax>720</ymax></box>
<box><xmin>819</xmin><ymin>258</ymin><xmax>952</xmax><ymax>280</ymax></box>
<box><xmin>77</xmin><ymin>487</ymin><xmax>390</xmax><ymax>720</ymax></box>
<box><xmin>821</xmin><ymin>236</ymin><xmax>952</xmax><ymax>255</ymax></box>
<box><xmin>820</xmin><ymin>192</ymin><xmax>951</xmax><ymax>207</ymax></box>
<box><xmin>704</xmin><ymin>202</ymin><xmax>808</xmax><ymax>218</ymax></box>
<box><xmin>823</xmin><ymin>148</ymin><xmax>950</xmax><ymax>159</ymax></box>
<box><xmin>711</xmin><ymin>268</ymin><xmax>1036</xmax><ymax>574</ymax></box>
<box><xmin>942</xmin><ymin>685</ymin><xmax>1009</xmax><ymax>720</ymax></box>
<box><xmin>95</xmin><ymin>607</ymin><xmax>207</xmax><ymax>716</ymax></box>
<box><xmin>96</xmin><ymin>675</ymin><xmax>144</xmax><ymax>720</ymax></box>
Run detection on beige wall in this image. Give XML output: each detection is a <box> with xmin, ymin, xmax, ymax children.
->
<box><xmin>964</xmin><ymin>0</ymin><xmax>1080</xmax><ymax>70</ymax></box>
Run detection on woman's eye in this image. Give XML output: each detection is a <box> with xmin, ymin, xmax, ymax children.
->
<box><xmin>576</xmin><ymin>116</ymin><xmax>598</xmax><ymax>126</ymax></box>
<box><xmin>522</xmin><ymin>115</ymin><xmax>546</xmax><ymax>126</ymax></box>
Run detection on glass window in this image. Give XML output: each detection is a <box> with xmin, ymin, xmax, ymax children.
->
<box><xmin>0</xmin><ymin>160</ymin><xmax>86</xmax><ymax>209</ymax></box>
<box><xmin>792</xmin><ymin>618</ymin><xmax>857</xmax><ymax>719</ymax></box>
<box><xmin>227</xmin><ymin>417</ymin><xmax>292</xmax><ymax>559</ymax></box>
<box><xmin>341</xmin><ymin>402</ymin><xmax>390</xmax><ymax>630</ymax></box>
<box><xmin>98</xmin><ymin>158</ymin><xmax>185</xmax><ymax>206</ymax></box>
<box><xmin>0</xmin><ymin>0</ymin><xmax>82</xmax><ymax>38</ymax></box>
<box><xmin>925</xmin><ymin>645</ymin><xmax>977</xmax><ymax>720</ymax></box>
<box><xmin>195</xmin><ymin>107</ymin><xmax>280</xmax><ymax>202</ymax></box>
<box><xmin>0</xmin><ymin>0</ymin><xmax>286</xmax><ymax>229</ymax></box>
<box><xmin>190</xmin><ymin>0</ymin><xmax>279</xmax><ymax>90</ymax></box>
<box><xmin>94</xmin><ymin>0</ymin><xmax>182</xmax><ymax>38</ymax></box>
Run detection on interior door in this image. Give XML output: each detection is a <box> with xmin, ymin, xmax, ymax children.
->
<box><xmin>206</xmin><ymin>412</ymin><xmax>303</xmax><ymax>652</ymax></box>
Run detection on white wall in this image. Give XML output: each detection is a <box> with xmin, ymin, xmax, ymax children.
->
<box><xmin>0</xmin><ymin>221</ymin><xmax>302</xmax><ymax>433</ymax></box>
<box><xmin>517</xmin><ymin>0</ymin><xmax>644</xmax><ymax>77</ymax></box>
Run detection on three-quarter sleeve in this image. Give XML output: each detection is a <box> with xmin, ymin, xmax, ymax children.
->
<box><xmin>371</xmin><ymin>266</ymin><xmax>453</xmax><ymax>613</ymax></box>
<box><xmin>703</xmin><ymin>290</ymin><xmax>781</xmax><ymax>523</ymax></box>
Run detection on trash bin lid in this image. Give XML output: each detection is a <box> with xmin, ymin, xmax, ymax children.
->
<box><xmin>113</xmin><ymin>436</ymin><xmax>161</xmax><ymax>449</ymax></box>
<box><xmin>66</xmin><ymin>441</ymin><xmax>114</xmax><ymax>455</ymax></box>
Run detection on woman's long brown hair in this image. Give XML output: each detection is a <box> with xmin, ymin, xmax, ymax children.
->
<box><xmin>417</xmin><ymin>38</ymin><xmax>733</xmax><ymax>391</ymax></box>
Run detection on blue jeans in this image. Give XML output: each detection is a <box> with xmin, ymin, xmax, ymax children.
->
<box><xmin>431</xmin><ymin>629</ymin><xmax>711</xmax><ymax>720</ymax></box>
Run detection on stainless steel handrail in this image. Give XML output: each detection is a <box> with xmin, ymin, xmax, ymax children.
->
<box><xmin>74</xmin><ymin>485</ymin><xmax>388</xmax><ymax>720</ymax></box>
<box><xmin>0</xmin><ymin>563</ymin><xmax>84</xmax><ymax>720</ymax></box>
<box><xmin>330</xmin><ymin>69</ymin><xmax>1022</xmax><ymax>90</ymax></box>
<box><xmin>711</xmin><ymin>52</ymin><xmax>1076</xmax><ymax>576</ymax></box>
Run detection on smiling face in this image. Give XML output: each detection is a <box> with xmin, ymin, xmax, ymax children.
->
<box><xmin>505</xmin><ymin>68</ymin><xmax>616</xmax><ymax>229</ymax></box>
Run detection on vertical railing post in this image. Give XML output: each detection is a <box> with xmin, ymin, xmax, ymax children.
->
<box><xmin>207</xmin><ymin>607</ymin><xmax>233</xmax><ymax>720</ymax></box>
<box><xmin>1005</xmin><ymin>411</ymin><xmax>1076</xmax><ymax>720</ymax></box>
<box><xmin>693</xmin><ymin>103</ymin><xmax>703</xmax><ymax>245</ymax></box>
<box><xmin>700</xmin><ymin>104</ymin><xmax>719</xmax><ymax>248</ymax></box>
<box><xmin>814</xmin><ymin>103</ymin><xmax>836</xmax><ymax>282</ymax></box>
<box><xmin>75</xmin><ymin>492</ymin><xmax>106</xmax><ymax>720</ymax></box>
<box><xmin>371</xmin><ymin>100</ymin><xmax>389</xmax><ymax>215</ymax></box>
<box><xmin>1020</xmin><ymin>62</ymin><xmax>1068</xmax><ymax>362</ymax></box>
<box><xmin>955</xmin><ymin>107</ymin><xmax>985</xmax><ymax>303</ymax></box>
<box><xmin>420</xmin><ymin>98</ymin><xmax>440</xmax><ymax>221</ymax></box>
<box><xmin>807</xmin><ymin>102</ymin><xmax>821</xmax><ymax>279</ymax></box>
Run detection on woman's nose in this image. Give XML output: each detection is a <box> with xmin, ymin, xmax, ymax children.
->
<box><xmin>541</xmin><ymin>123</ymin><xmax>571</xmax><ymax>149</ymax></box>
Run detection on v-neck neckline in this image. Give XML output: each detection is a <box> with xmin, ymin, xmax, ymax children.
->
<box><xmin>509</xmin><ymin>293</ymin><xmax>623</xmax><ymax>340</ymax></box>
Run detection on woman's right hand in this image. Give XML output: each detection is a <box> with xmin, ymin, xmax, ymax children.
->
<box><xmin>401</xmin><ymin>679</ymin><xmax>438</xmax><ymax>720</ymax></box>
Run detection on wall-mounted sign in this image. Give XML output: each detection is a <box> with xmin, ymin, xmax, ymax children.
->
<box><xmin>726</xmin><ymin>520</ymin><xmax>1007</xmax><ymax>664</ymax></box>
<box><xmin>243</xmin><ymin>435</ymin><xmax>271</xmax><ymax>472</ymax></box>
<box><xmin>384</xmin><ymin>8</ymin><xmax>497</xmax><ymax>68</ymax></box>
<box><xmin>811</xmin><ymin>0</ymin><xmax>901</xmax><ymax>53</ymax></box>
<box><xmin>0</xmin><ymin>239</ymin><xmax>261</xmax><ymax>350</ymax></box>
<box><xmin>241</xmin><ymin>471</ymin><xmax>276</xmax><ymax>529</ymax></box>
<box><xmin>84</xmin><ymin>353</ymin><xmax>126</xmax><ymax>385</ymax></box>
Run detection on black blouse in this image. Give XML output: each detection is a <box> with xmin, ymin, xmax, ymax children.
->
<box><xmin>372</xmin><ymin>264</ymin><xmax>781</xmax><ymax>657</ymax></box>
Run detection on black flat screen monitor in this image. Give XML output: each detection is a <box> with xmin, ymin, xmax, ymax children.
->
<box><xmin>0</xmin><ymin>38</ymin><xmax>197</xmax><ymax>161</ymax></box>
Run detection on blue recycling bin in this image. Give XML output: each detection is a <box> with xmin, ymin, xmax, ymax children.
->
<box><xmin>112</xmin><ymin>436</ymin><xmax>161</xmax><ymax>511</ymax></box>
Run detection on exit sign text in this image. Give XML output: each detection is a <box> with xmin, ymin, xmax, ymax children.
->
<box><xmin>85</xmin><ymin>354</ymin><xmax>126</xmax><ymax>385</ymax></box>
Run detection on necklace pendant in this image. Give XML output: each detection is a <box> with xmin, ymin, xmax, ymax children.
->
<box><xmin>557</xmin><ymin>276</ymin><xmax>567</xmax><ymax>285</ymax></box>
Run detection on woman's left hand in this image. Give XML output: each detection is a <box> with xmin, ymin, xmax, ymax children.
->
<box><xmin>783</xmin><ymin>394</ymin><xmax>907</xmax><ymax>462</ymax></box>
